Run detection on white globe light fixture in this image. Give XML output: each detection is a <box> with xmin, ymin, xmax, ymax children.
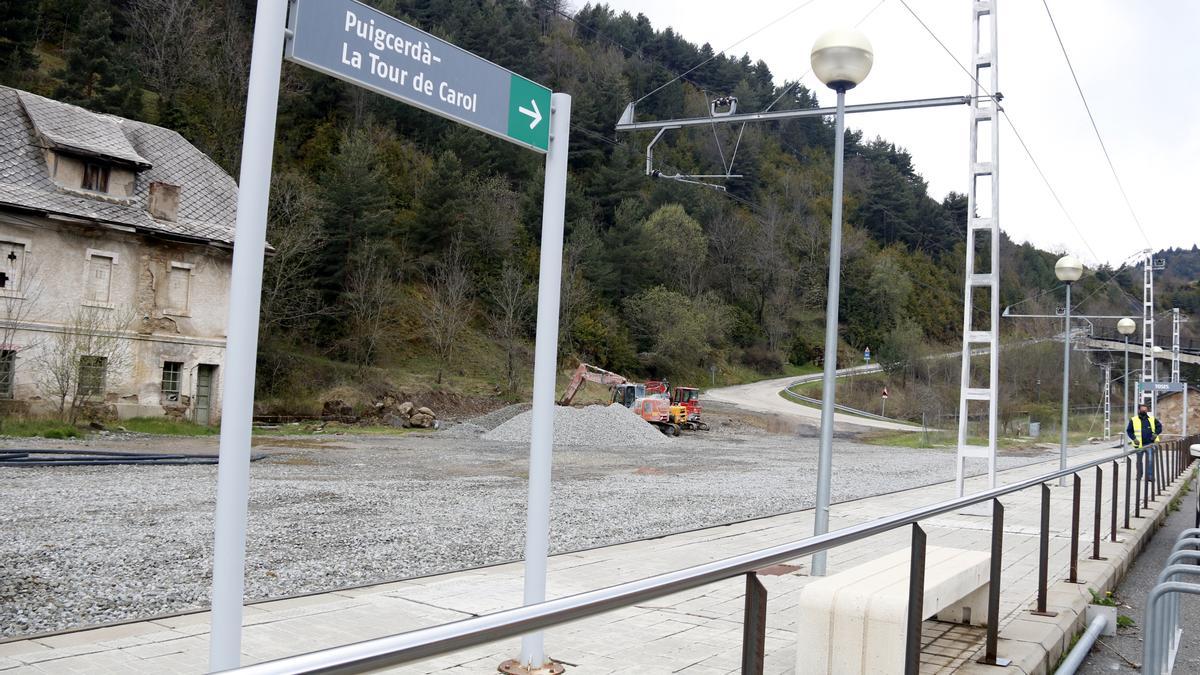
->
<box><xmin>1054</xmin><ymin>255</ymin><xmax>1084</xmax><ymax>282</ymax></box>
<box><xmin>1117</xmin><ymin>317</ymin><xmax>1136</xmax><ymax>335</ymax></box>
<box><xmin>809</xmin><ymin>27</ymin><xmax>874</xmax><ymax>578</ymax></box>
<box><xmin>811</xmin><ymin>29</ymin><xmax>874</xmax><ymax>91</ymax></box>
<box><xmin>1053</xmin><ymin>254</ymin><xmax>1083</xmax><ymax>484</ymax></box>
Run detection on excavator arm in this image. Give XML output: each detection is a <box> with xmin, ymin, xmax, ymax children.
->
<box><xmin>558</xmin><ymin>363</ymin><xmax>628</xmax><ymax>405</ymax></box>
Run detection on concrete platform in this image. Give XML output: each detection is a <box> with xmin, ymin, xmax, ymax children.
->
<box><xmin>0</xmin><ymin>445</ymin><xmax>1190</xmax><ymax>674</ymax></box>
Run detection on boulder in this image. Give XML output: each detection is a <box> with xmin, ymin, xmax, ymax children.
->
<box><xmin>409</xmin><ymin>412</ymin><xmax>435</xmax><ymax>428</ymax></box>
<box><xmin>397</xmin><ymin>401</ymin><xmax>415</xmax><ymax>417</ymax></box>
<box><xmin>322</xmin><ymin>399</ymin><xmax>353</xmax><ymax>417</ymax></box>
<box><xmin>384</xmin><ymin>413</ymin><xmax>407</xmax><ymax>428</ymax></box>
<box><xmin>417</xmin><ymin>406</ymin><xmax>435</xmax><ymax>418</ymax></box>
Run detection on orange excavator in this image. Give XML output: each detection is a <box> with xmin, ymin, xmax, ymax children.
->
<box><xmin>558</xmin><ymin>363</ymin><xmax>629</xmax><ymax>406</ymax></box>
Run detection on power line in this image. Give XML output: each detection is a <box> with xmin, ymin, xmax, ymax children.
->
<box><xmin>895</xmin><ymin>0</ymin><xmax>1103</xmax><ymax>265</ymax></box>
<box><xmin>1039</xmin><ymin>0</ymin><xmax>1153</xmax><ymax>250</ymax></box>
<box><xmin>633</xmin><ymin>0</ymin><xmax>824</xmax><ymax>105</ymax></box>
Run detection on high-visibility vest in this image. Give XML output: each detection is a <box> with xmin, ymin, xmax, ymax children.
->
<box><xmin>1131</xmin><ymin>414</ymin><xmax>1159</xmax><ymax>448</ymax></box>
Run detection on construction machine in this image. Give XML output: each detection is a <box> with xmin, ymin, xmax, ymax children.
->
<box><xmin>559</xmin><ymin>363</ymin><xmax>628</xmax><ymax>406</ymax></box>
<box><xmin>670</xmin><ymin>386</ymin><xmax>710</xmax><ymax>431</ymax></box>
<box><xmin>610</xmin><ymin>382</ymin><xmax>680</xmax><ymax>436</ymax></box>
<box><xmin>559</xmin><ymin>365</ymin><xmax>680</xmax><ymax>436</ymax></box>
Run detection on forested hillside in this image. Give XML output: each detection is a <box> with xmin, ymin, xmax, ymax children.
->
<box><xmin>2</xmin><ymin>0</ymin><xmax>1194</xmax><ymax>413</ymax></box>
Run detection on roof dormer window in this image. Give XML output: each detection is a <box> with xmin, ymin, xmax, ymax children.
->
<box><xmin>82</xmin><ymin>162</ymin><xmax>109</xmax><ymax>193</ymax></box>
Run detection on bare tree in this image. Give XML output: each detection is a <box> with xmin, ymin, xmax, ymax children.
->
<box><xmin>342</xmin><ymin>248</ymin><xmax>402</xmax><ymax>367</ymax></box>
<box><xmin>424</xmin><ymin>242</ymin><xmax>473</xmax><ymax>384</ymax></box>
<box><xmin>34</xmin><ymin>306</ymin><xmax>135</xmax><ymax>422</ymax></box>
<box><xmin>127</xmin><ymin>0</ymin><xmax>212</xmax><ymax>105</ymax></box>
<box><xmin>468</xmin><ymin>175</ymin><xmax>521</xmax><ymax>260</ymax></box>
<box><xmin>261</xmin><ymin>171</ymin><xmax>328</xmax><ymax>335</ymax></box>
<box><xmin>489</xmin><ymin>263</ymin><xmax>532</xmax><ymax>393</ymax></box>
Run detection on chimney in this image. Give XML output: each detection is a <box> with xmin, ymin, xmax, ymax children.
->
<box><xmin>147</xmin><ymin>182</ymin><xmax>180</xmax><ymax>222</ymax></box>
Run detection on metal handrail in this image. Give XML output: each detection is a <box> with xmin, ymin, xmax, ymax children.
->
<box><xmin>227</xmin><ymin>440</ymin><xmax>1193</xmax><ymax>675</ymax></box>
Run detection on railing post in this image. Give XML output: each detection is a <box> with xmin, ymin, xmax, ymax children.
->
<box><xmin>1069</xmin><ymin>474</ymin><xmax>1082</xmax><ymax>583</ymax></box>
<box><xmin>978</xmin><ymin>499</ymin><xmax>1009</xmax><ymax>666</ymax></box>
<box><xmin>1091</xmin><ymin>466</ymin><xmax>1105</xmax><ymax>560</ymax></box>
<box><xmin>1136</xmin><ymin>454</ymin><xmax>1143</xmax><ymax>518</ymax></box>
<box><xmin>1153</xmin><ymin>447</ymin><xmax>1160</xmax><ymax>496</ymax></box>
<box><xmin>1032</xmin><ymin>484</ymin><xmax>1057</xmax><ymax>616</ymax></box>
<box><xmin>1111</xmin><ymin>460</ymin><xmax>1119</xmax><ymax>542</ymax></box>
<box><xmin>1125</xmin><ymin>456</ymin><xmax>1132</xmax><ymax>528</ymax></box>
<box><xmin>1147</xmin><ymin>449</ymin><xmax>1155</xmax><ymax>504</ymax></box>
<box><xmin>741</xmin><ymin>572</ymin><xmax>767</xmax><ymax>675</ymax></box>
<box><xmin>905</xmin><ymin>524</ymin><xmax>926</xmax><ymax>675</ymax></box>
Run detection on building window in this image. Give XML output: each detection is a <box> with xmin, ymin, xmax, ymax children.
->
<box><xmin>77</xmin><ymin>355</ymin><xmax>107</xmax><ymax>397</ymax></box>
<box><xmin>0</xmin><ymin>350</ymin><xmax>14</xmax><ymax>399</ymax></box>
<box><xmin>0</xmin><ymin>242</ymin><xmax>26</xmax><ymax>291</ymax></box>
<box><xmin>87</xmin><ymin>254</ymin><xmax>113</xmax><ymax>303</ymax></box>
<box><xmin>161</xmin><ymin>361</ymin><xmax>182</xmax><ymax>402</ymax></box>
<box><xmin>167</xmin><ymin>264</ymin><xmax>190</xmax><ymax>313</ymax></box>
<box><xmin>82</xmin><ymin>162</ymin><xmax>110</xmax><ymax>193</ymax></box>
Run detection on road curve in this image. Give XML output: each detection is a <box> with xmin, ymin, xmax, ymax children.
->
<box><xmin>705</xmin><ymin>365</ymin><xmax>923</xmax><ymax>432</ymax></box>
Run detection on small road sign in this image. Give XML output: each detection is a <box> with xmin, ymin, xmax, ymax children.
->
<box><xmin>1151</xmin><ymin>382</ymin><xmax>1186</xmax><ymax>393</ymax></box>
<box><xmin>285</xmin><ymin>0</ymin><xmax>552</xmax><ymax>152</ymax></box>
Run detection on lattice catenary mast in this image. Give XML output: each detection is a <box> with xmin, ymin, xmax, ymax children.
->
<box><xmin>954</xmin><ymin>0</ymin><xmax>1000</xmax><ymax>496</ymax></box>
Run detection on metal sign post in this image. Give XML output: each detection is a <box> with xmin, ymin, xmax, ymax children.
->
<box><xmin>209</xmin><ymin>0</ymin><xmax>289</xmax><ymax>670</ymax></box>
<box><xmin>209</xmin><ymin>1</ymin><xmax>565</xmax><ymax>670</ymax></box>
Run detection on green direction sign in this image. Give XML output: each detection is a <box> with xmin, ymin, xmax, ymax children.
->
<box><xmin>286</xmin><ymin>0</ymin><xmax>551</xmax><ymax>152</ymax></box>
<box><xmin>507</xmin><ymin>75</ymin><xmax>552</xmax><ymax>151</ymax></box>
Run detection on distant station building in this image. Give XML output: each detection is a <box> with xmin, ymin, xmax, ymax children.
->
<box><xmin>0</xmin><ymin>86</ymin><xmax>238</xmax><ymax>423</ymax></box>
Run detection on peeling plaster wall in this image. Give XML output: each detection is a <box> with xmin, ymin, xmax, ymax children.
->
<box><xmin>0</xmin><ymin>213</ymin><xmax>230</xmax><ymax>421</ymax></box>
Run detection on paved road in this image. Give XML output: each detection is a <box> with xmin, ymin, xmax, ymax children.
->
<box><xmin>705</xmin><ymin>364</ymin><xmax>923</xmax><ymax>432</ymax></box>
<box><xmin>1078</xmin><ymin>470</ymin><xmax>1200</xmax><ymax>674</ymax></box>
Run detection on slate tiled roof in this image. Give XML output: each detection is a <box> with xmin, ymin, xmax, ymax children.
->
<box><xmin>18</xmin><ymin>91</ymin><xmax>151</xmax><ymax>168</ymax></box>
<box><xmin>0</xmin><ymin>87</ymin><xmax>238</xmax><ymax>245</ymax></box>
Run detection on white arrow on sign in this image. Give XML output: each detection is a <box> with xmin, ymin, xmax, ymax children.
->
<box><xmin>518</xmin><ymin>99</ymin><xmax>542</xmax><ymax>129</ymax></box>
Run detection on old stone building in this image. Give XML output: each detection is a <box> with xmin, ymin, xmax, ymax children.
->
<box><xmin>0</xmin><ymin>86</ymin><xmax>238</xmax><ymax>423</ymax></box>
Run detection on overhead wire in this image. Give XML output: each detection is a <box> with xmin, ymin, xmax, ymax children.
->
<box><xmin>895</xmin><ymin>0</ymin><xmax>1144</xmax><ymax>314</ymax></box>
<box><xmin>1039</xmin><ymin>0</ymin><xmax>1154</xmax><ymax>250</ymax></box>
<box><xmin>546</xmin><ymin>1</ymin><xmax>993</xmax><ymax>315</ymax></box>
<box><xmin>631</xmin><ymin>0</ymin><xmax>825</xmax><ymax>105</ymax></box>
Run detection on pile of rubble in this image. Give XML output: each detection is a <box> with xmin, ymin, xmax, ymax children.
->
<box><xmin>321</xmin><ymin>395</ymin><xmax>438</xmax><ymax>428</ymax></box>
<box><xmin>372</xmin><ymin>396</ymin><xmax>437</xmax><ymax>429</ymax></box>
<box><xmin>483</xmin><ymin>404</ymin><xmax>669</xmax><ymax>446</ymax></box>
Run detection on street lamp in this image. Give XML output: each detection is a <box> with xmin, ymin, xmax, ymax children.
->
<box><xmin>1055</xmin><ymin>255</ymin><xmax>1083</xmax><ymax>486</ymax></box>
<box><xmin>810</xmin><ymin>28</ymin><xmax>873</xmax><ymax>577</ymax></box>
<box><xmin>1118</xmin><ymin>317</ymin><xmax>1136</xmax><ymax>447</ymax></box>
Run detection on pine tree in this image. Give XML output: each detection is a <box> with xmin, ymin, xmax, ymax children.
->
<box><xmin>54</xmin><ymin>3</ymin><xmax>116</xmax><ymax>107</ymax></box>
<box><xmin>0</xmin><ymin>0</ymin><xmax>39</xmax><ymax>78</ymax></box>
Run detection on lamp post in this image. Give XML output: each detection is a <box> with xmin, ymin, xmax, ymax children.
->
<box><xmin>809</xmin><ymin>28</ymin><xmax>873</xmax><ymax>577</ymax></box>
<box><xmin>1118</xmin><ymin>317</ymin><xmax>1136</xmax><ymax>448</ymax></box>
<box><xmin>1055</xmin><ymin>255</ymin><xmax>1083</xmax><ymax>486</ymax></box>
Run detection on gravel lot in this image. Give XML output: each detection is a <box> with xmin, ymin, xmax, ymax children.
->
<box><xmin>0</xmin><ymin>418</ymin><xmax>1063</xmax><ymax>638</ymax></box>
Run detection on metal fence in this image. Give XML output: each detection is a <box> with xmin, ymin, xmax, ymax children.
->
<box><xmin>224</xmin><ymin>437</ymin><xmax>1199</xmax><ymax>675</ymax></box>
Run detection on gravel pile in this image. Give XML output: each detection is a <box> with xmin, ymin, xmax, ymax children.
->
<box><xmin>483</xmin><ymin>404</ymin><xmax>669</xmax><ymax>446</ymax></box>
<box><xmin>467</xmin><ymin>403</ymin><xmax>531</xmax><ymax>431</ymax></box>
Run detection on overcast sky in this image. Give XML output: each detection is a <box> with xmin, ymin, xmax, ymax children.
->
<box><xmin>593</xmin><ymin>0</ymin><xmax>1199</xmax><ymax>267</ymax></box>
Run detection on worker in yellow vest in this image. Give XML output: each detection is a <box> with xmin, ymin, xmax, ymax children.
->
<box><xmin>1126</xmin><ymin>403</ymin><xmax>1162</xmax><ymax>482</ymax></box>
